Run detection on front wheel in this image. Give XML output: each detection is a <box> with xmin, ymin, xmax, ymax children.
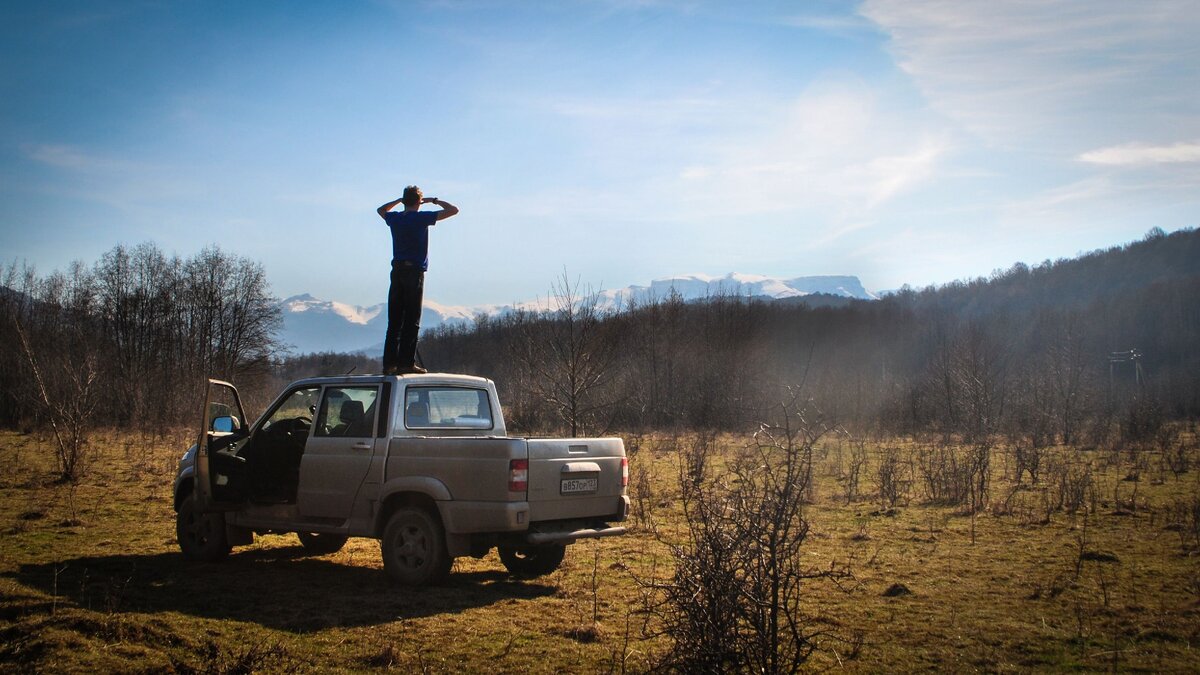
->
<box><xmin>499</xmin><ymin>544</ymin><xmax>566</xmax><ymax>577</ymax></box>
<box><xmin>298</xmin><ymin>532</ymin><xmax>348</xmax><ymax>555</ymax></box>
<box><xmin>380</xmin><ymin>507</ymin><xmax>451</xmax><ymax>585</ymax></box>
<box><xmin>176</xmin><ymin>493</ymin><xmax>231</xmax><ymax>562</ymax></box>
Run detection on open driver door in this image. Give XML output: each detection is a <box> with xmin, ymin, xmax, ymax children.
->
<box><xmin>195</xmin><ymin>378</ymin><xmax>250</xmax><ymax>511</ymax></box>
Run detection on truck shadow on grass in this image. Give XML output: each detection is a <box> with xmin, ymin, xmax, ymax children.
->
<box><xmin>7</xmin><ymin>545</ymin><xmax>556</xmax><ymax>632</ymax></box>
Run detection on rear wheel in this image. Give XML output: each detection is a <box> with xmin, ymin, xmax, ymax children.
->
<box><xmin>176</xmin><ymin>493</ymin><xmax>231</xmax><ymax>562</ymax></box>
<box><xmin>499</xmin><ymin>544</ymin><xmax>566</xmax><ymax>577</ymax></box>
<box><xmin>297</xmin><ymin>532</ymin><xmax>348</xmax><ymax>555</ymax></box>
<box><xmin>381</xmin><ymin>507</ymin><xmax>451</xmax><ymax>585</ymax></box>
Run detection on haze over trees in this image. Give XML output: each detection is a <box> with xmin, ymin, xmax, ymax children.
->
<box><xmin>1</xmin><ymin>227</ymin><xmax>1197</xmax><ymax>451</ymax></box>
<box><xmin>422</xmin><ymin>227</ymin><xmax>1200</xmax><ymax>443</ymax></box>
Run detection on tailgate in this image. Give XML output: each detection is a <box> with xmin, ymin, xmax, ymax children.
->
<box><xmin>526</xmin><ymin>438</ymin><xmax>626</xmax><ymax>522</ymax></box>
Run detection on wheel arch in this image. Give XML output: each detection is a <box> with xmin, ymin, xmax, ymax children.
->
<box><xmin>174</xmin><ymin>476</ymin><xmax>194</xmax><ymax>512</ymax></box>
<box><xmin>374</xmin><ymin>480</ymin><xmax>449</xmax><ymax>537</ymax></box>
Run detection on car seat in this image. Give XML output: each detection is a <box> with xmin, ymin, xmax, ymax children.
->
<box><xmin>406</xmin><ymin>402</ymin><xmax>429</xmax><ymax>427</ymax></box>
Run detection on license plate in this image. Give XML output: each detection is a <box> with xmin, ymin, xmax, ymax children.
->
<box><xmin>561</xmin><ymin>477</ymin><xmax>598</xmax><ymax>494</ymax></box>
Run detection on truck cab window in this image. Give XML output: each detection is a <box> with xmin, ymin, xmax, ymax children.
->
<box><xmin>405</xmin><ymin>387</ymin><xmax>493</xmax><ymax>429</ymax></box>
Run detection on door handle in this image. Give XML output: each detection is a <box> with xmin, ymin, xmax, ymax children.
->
<box><xmin>352</xmin><ymin>442</ymin><xmax>372</xmax><ymax>450</ymax></box>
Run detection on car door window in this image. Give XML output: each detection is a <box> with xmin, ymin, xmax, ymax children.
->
<box><xmin>315</xmin><ymin>386</ymin><xmax>379</xmax><ymax>437</ymax></box>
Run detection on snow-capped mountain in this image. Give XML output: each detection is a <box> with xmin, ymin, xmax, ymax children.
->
<box><xmin>277</xmin><ymin>273</ymin><xmax>876</xmax><ymax>354</ymax></box>
<box><xmin>599</xmin><ymin>273</ymin><xmax>877</xmax><ymax>307</ymax></box>
<box><xmin>277</xmin><ymin>294</ymin><xmax>479</xmax><ymax>354</ymax></box>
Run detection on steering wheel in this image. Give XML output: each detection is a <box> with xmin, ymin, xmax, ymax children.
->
<box><xmin>262</xmin><ymin>415</ymin><xmax>311</xmax><ymax>442</ymax></box>
<box><xmin>285</xmin><ymin>416</ymin><xmax>311</xmax><ymax>439</ymax></box>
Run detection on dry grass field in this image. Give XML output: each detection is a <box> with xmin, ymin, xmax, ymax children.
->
<box><xmin>1</xmin><ymin>428</ymin><xmax>1198</xmax><ymax>673</ymax></box>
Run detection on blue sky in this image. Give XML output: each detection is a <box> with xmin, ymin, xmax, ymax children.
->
<box><xmin>2</xmin><ymin>0</ymin><xmax>1197</xmax><ymax>307</ymax></box>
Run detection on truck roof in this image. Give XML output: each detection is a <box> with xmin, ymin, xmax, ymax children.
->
<box><xmin>287</xmin><ymin>372</ymin><xmax>495</xmax><ymax>389</ymax></box>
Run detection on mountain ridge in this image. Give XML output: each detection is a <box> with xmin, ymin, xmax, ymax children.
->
<box><xmin>278</xmin><ymin>273</ymin><xmax>878</xmax><ymax>354</ymax></box>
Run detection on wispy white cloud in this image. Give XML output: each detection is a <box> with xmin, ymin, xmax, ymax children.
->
<box><xmin>778</xmin><ymin>13</ymin><xmax>878</xmax><ymax>34</ymax></box>
<box><xmin>856</xmin><ymin>0</ymin><xmax>1200</xmax><ymax>270</ymax></box>
<box><xmin>533</xmin><ymin>79</ymin><xmax>951</xmax><ymax>236</ymax></box>
<box><xmin>1001</xmin><ymin>175</ymin><xmax>1119</xmax><ymax>221</ymax></box>
<box><xmin>859</xmin><ymin>0</ymin><xmax>1200</xmax><ymax>150</ymax></box>
<box><xmin>549</xmin><ymin>95</ymin><xmax>720</xmax><ymax>121</ymax></box>
<box><xmin>807</xmin><ymin>220</ymin><xmax>873</xmax><ymax>248</ymax></box>
<box><xmin>19</xmin><ymin>143</ymin><xmax>207</xmax><ymax>211</ymax></box>
<box><xmin>1079</xmin><ymin>141</ymin><xmax>1200</xmax><ymax>166</ymax></box>
<box><xmin>24</xmin><ymin>144</ymin><xmax>126</xmax><ymax>172</ymax></box>
<box><xmin>669</xmin><ymin>84</ymin><xmax>949</xmax><ymax>220</ymax></box>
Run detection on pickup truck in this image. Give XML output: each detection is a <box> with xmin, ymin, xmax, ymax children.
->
<box><xmin>173</xmin><ymin>373</ymin><xmax>629</xmax><ymax>585</ymax></box>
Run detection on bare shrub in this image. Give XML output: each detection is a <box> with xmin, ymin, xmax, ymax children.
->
<box><xmin>630</xmin><ymin>458</ymin><xmax>657</xmax><ymax>530</ymax></box>
<box><xmin>624</xmin><ymin>431</ymin><xmax>644</xmax><ymax>458</ymax></box>
<box><xmin>843</xmin><ymin>434</ymin><xmax>868</xmax><ymax>505</ymax></box>
<box><xmin>915</xmin><ymin>442</ymin><xmax>967</xmax><ymax>505</ymax></box>
<box><xmin>916</xmin><ymin>443</ymin><xmax>953</xmax><ymax>504</ymax></box>
<box><xmin>645</xmin><ymin>402</ymin><xmax>850</xmax><ymax>673</ymax></box>
<box><xmin>1157</xmin><ymin>425</ymin><xmax>1191</xmax><ymax>479</ymax></box>
<box><xmin>1013</xmin><ymin>439</ymin><xmax>1043</xmax><ymax>485</ymax></box>
<box><xmin>681</xmin><ymin>432</ymin><xmax>716</xmax><ymax>490</ymax></box>
<box><xmin>1164</xmin><ymin>495</ymin><xmax>1200</xmax><ymax>553</ymax></box>
<box><xmin>966</xmin><ymin>441</ymin><xmax>992</xmax><ymax>514</ymax></box>
<box><xmin>873</xmin><ymin>447</ymin><xmax>908</xmax><ymax>510</ymax></box>
<box><xmin>1122</xmin><ymin>395</ymin><xmax>1164</xmax><ymax>445</ymax></box>
<box><xmin>1051</xmin><ymin>459</ymin><xmax>1095</xmax><ymax>516</ymax></box>
<box><xmin>1013</xmin><ymin>488</ymin><xmax>1054</xmax><ymax>526</ymax></box>
<box><xmin>912</xmin><ymin>440</ymin><xmax>991</xmax><ymax>513</ymax></box>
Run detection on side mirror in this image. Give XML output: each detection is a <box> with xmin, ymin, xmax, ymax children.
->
<box><xmin>211</xmin><ymin>415</ymin><xmax>239</xmax><ymax>433</ymax></box>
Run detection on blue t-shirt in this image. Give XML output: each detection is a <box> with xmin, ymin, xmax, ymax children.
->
<box><xmin>385</xmin><ymin>210</ymin><xmax>438</xmax><ymax>270</ymax></box>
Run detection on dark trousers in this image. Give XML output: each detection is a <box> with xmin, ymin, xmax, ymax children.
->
<box><xmin>383</xmin><ymin>264</ymin><xmax>424</xmax><ymax>372</ymax></box>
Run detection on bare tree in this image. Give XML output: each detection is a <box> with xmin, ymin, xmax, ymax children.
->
<box><xmin>6</xmin><ymin>262</ymin><xmax>102</xmax><ymax>483</ymax></box>
<box><xmin>513</xmin><ymin>271</ymin><xmax>619</xmax><ymax>437</ymax></box>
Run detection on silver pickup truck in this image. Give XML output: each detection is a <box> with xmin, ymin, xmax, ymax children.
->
<box><xmin>173</xmin><ymin>373</ymin><xmax>629</xmax><ymax>585</ymax></box>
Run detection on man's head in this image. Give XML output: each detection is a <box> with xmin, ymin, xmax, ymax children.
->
<box><xmin>401</xmin><ymin>185</ymin><xmax>423</xmax><ymax>208</ymax></box>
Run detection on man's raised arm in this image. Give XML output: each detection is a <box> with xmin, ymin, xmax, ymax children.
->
<box><xmin>425</xmin><ymin>197</ymin><xmax>460</xmax><ymax>221</ymax></box>
<box><xmin>377</xmin><ymin>196</ymin><xmax>404</xmax><ymax>219</ymax></box>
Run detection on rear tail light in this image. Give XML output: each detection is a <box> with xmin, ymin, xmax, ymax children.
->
<box><xmin>621</xmin><ymin>457</ymin><xmax>629</xmax><ymax>487</ymax></box>
<box><xmin>509</xmin><ymin>458</ymin><xmax>528</xmax><ymax>492</ymax></box>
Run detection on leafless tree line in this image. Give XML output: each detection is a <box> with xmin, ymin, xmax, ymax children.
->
<box><xmin>3</xmin><ymin>227</ymin><xmax>1196</xmax><ymax>465</ymax></box>
<box><xmin>1</xmin><ymin>243</ymin><xmax>279</xmax><ymax>480</ymax></box>
<box><xmin>423</xmin><ymin>255</ymin><xmax>1199</xmax><ymax>447</ymax></box>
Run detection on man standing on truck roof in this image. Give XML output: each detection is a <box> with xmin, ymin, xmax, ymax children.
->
<box><xmin>377</xmin><ymin>186</ymin><xmax>459</xmax><ymax>375</ymax></box>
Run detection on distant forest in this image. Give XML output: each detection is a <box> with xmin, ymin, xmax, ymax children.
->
<box><xmin>2</xmin><ymin>228</ymin><xmax>1197</xmax><ymax>450</ymax></box>
<box><xmin>419</xmin><ymin>226</ymin><xmax>1200</xmax><ymax>444</ymax></box>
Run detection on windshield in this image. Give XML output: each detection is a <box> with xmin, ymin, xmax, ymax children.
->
<box><xmin>261</xmin><ymin>387</ymin><xmax>321</xmax><ymax>431</ymax></box>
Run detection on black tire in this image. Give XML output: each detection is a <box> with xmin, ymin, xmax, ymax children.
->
<box><xmin>297</xmin><ymin>532</ymin><xmax>349</xmax><ymax>555</ymax></box>
<box><xmin>176</xmin><ymin>493</ymin><xmax>232</xmax><ymax>562</ymax></box>
<box><xmin>498</xmin><ymin>544</ymin><xmax>566</xmax><ymax>577</ymax></box>
<box><xmin>380</xmin><ymin>507</ymin><xmax>451</xmax><ymax>585</ymax></box>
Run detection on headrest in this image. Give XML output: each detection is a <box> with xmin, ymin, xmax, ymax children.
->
<box><xmin>340</xmin><ymin>399</ymin><xmax>365</xmax><ymax>422</ymax></box>
<box><xmin>406</xmin><ymin>402</ymin><xmax>429</xmax><ymax>422</ymax></box>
